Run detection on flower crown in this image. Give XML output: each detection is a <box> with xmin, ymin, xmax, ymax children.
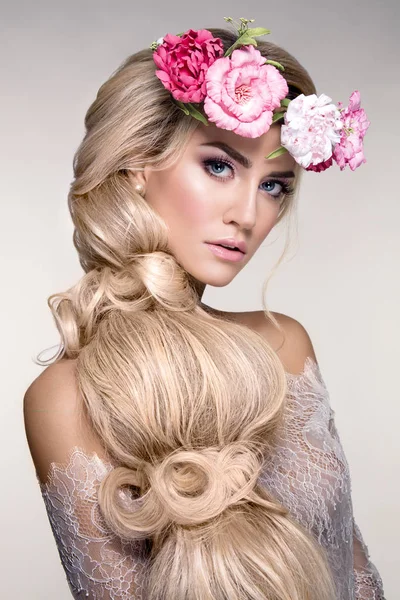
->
<box><xmin>151</xmin><ymin>17</ymin><xmax>370</xmax><ymax>173</ymax></box>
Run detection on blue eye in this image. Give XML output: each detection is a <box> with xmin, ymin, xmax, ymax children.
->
<box><xmin>203</xmin><ymin>158</ymin><xmax>234</xmax><ymax>178</ymax></box>
<box><xmin>260</xmin><ymin>179</ymin><xmax>295</xmax><ymax>202</ymax></box>
<box><xmin>202</xmin><ymin>156</ymin><xmax>295</xmax><ymax>202</ymax></box>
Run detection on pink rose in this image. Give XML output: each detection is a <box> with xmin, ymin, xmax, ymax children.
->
<box><xmin>332</xmin><ymin>91</ymin><xmax>370</xmax><ymax>171</ymax></box>
<box><xmin>153</xmin><ymin>29</ymin><xmax>224</xmax><ymax>104</ymax></box>
<box><xmin>203</xmin><ymin>45</ymin><xmax>289</xmax><ymax>138</ymax></box>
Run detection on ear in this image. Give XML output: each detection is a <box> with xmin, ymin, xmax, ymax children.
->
<box><xmin>127</xmin><ymin>166</ymin><xmax>151</xmax><ymax>189</ymax></box>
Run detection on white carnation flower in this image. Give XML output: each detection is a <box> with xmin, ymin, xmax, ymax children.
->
<box><xmin>281</xmin><ymin>93</ymin><xmax>343</xmax><ymax>168</ymax></box>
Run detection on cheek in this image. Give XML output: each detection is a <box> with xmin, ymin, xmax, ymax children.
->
<box><xmin>255</xmin><ymin>207</ymin><xmax>280</xmax><ymax>242</ymax></box>
<box><xmin>178</xmin><ymin>188</ymin><xmax>210</xmax><ymax>225</ymax></box>
<box><xmin>155</xmin><ymin>164</ymin><xmax>213</xmax><ymax>227</ymax></box>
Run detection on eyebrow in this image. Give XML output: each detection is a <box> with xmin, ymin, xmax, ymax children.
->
<box><xmin>200</xmin><ymin>142</ymin><xmax>295</xmax><ymax>178</ymax></box>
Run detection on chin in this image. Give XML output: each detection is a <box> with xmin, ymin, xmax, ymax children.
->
<box><xmin>190</xmin><ymin>268</ymin><xmax>239</xmax><ymax>288</ymax></box>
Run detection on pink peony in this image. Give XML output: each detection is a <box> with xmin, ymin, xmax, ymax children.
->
<box><xmin>280</xmin><ymin>93</ymin><xmax>343</xmax><ymax>168</ymax></box>
<box><xmin>203</xmin><ymin>45</ymin><xmax>289</xmax><ymax>138</ymax></box>
<box><xmin>332</xmin><ymin>91</ymin><xmax>370</xmax><ymax>171</ymax></box>
<box><xmin>153</xmin><ymin>29</ymin><xmax>224</xmax><ymax>104</ymax></box>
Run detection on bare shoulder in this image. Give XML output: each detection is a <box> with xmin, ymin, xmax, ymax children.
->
<box><xmin>231</xmin><ymin>310</ymin><xmax>318</xmax><ymax>376</ymax></box>
<box><xmin>23</xmin><ymin>358</ymin><xmax>104</xmax><ymax>484</ymax></box>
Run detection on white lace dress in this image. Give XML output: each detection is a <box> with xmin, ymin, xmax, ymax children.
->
<box><xmin>38</xmin><ymin>358</ymin><xmax>385</xmax><ymax>599</ymax></box>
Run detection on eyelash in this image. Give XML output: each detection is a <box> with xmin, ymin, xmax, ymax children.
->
<box><xmin>202</xmin><ymin>156</ymin><xmax>295</xmax><ymax>202</ymax></box>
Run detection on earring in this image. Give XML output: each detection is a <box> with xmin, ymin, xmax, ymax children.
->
<box><xmin>134</xmin><ymin>182</ymin><xmax>145</xmax><ymax>196</ymax></box>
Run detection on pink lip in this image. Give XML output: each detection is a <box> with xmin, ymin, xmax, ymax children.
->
<box><xmin>206</xmin><ymin>238</ymin><xmax>247</xmax><ymax>254</ymax></box>
<box><xmin>205</xmin><ymin>243</ymin><xmax>245</xmax><ymax>263</ymax></box>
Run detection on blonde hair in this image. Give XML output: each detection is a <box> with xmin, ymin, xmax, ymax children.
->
<box><xmin>40</xmin><ymin>28</ymin><xmax>336</xmax><ymax>600</ymax></box>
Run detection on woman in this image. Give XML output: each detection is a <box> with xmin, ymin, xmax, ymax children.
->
<box><xmin>23</xmin><ymin>19</ymin><xmax>385</xmax><ymax>600</ymax></box>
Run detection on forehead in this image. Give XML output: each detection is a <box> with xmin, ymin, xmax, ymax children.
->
<box><xmin>187</xmin><ymin>122</ymin><xmax>296</xmax><ymax>169</ymax></box>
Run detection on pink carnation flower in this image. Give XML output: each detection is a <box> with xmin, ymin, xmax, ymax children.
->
<box><xmin>203</xmin><ymin>45</ymin><xmax>289</xmax><ymax>138</ymax></box>
<box><xmin>280</xmin><ymin>93</ymin><xmax>343</xmax><ymax>168</ymax></box>
<box><xmin>332</xmin><ymin>91</ymin><xmax>370</xmax><ymax>171</ymax></box>
<box><xmin>306</xmin><ymin>157</ymin><xmax>334</xmax><ymax>173</ymax></box>
<box><xmin>153</xmin><ymin>29</ymin><xmax>224</xmax><ymax>104</ymax></box>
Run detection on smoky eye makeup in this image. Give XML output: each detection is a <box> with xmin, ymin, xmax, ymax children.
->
<box><xmin>200</xmin><ymin>153</ymin><xmax>296</xmax><ymax>201</ymax></box>
<box><xmin>201</xmin><ymin>154</ymin><xmax>236</xmax><ymax>179</ymax></box>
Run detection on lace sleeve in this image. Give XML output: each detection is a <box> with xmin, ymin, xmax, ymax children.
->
<box><xmin>326</xmin><ymin>393</ymin><xmax>386</xmax><ymax>600</ymax></box>
<box><xmin>351</xmin><ymin>518</ymin><xmax>385</xmax><ymax>600</ymax></box>
<box><xmin>39</xmin><ymin>447</ymin><xmax>150</xmax><ymax>599</ymax></box>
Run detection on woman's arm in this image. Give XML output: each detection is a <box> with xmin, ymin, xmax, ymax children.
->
<box><xmin>261</xmin><ymin>313</ymin><xmax>386</xmax><ymax>599</ymax></box>
<box><xmin>24</xmin><ymin>359</ymin><xmax>150</xmax><ymax>600</ymax></box>
<box><xmin>325</xmin><ymin>389</ymin><xmax>386</xmax><ymax>600</ymax></box>
<box><xmin>352</xmin><ymin>518</ymin><xmax>385</xmax><ymax>600</ymax></box>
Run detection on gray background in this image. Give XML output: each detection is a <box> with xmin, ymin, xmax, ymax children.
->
<box><xmin>1</xmin><ymin>0</ymin><xmax>398</xmax><ymax>597</ymax></box>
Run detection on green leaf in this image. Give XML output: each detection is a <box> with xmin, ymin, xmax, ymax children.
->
<box><xmin>174</xmin><ymin>101</ymin><xmax>209</xmax><ymax>125</ymax></box>
<box><xmin>225</xmin><ymin>33</ymin><xmax>257</xmax><ymax>56</ymax></box>
<box><xmin>272</xmin><ymin>112</ymin><xmax>286</xmax><ymax>123</ymax></box>
<box><xmin>242</xmin><ymin>33</ymin><xmax>258</xmax><ymax>44</ymax></box>
<box><xmin>265</xmin><ymin>59</ymin><xmax>285</xmax><ymax>71</ymax></box>
<box><xmin>175</xmin><ymin>100</ymin><xmax>190</xmax><ymax>116</ymax></box>
<box><xmin>265</xmin><ymin>146</ymin><xmax>288</xmax><ymax>160</ymax></box>
<box><xmin>246</xmin><ymin>27</ymin><xmax>271</xmax><ymax>37</ymax></box>
<box><xmin>186</xmin><ymin>104</ymin><xmax>209</xmax><ymax>126</ymax></box>
<box><xmin>280</xmin><ymin>98</ymin><xmax>291</xmax><ymax>107</ymax></box>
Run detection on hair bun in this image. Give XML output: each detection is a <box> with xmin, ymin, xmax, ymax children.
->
<box><xmin>143</xmin><ymin>442</ymin><xmax>263</xmax><ymax>526</ymax></box>
<box><xmin>103</xmin><ymin>250</ymin><xmax>199</xmax><ymax>313</ymax></box>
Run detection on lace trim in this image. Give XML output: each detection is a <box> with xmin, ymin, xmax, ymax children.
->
<box><xmin>38</xmin><ymin>446</ymin><xmax>116</xmax><ymax>492</ymax></box>
<box><xmin>285</xmin><ymin>355</ymin><xmax>325</xmax><ymax>387</ymax></box>
<box><xmin>354</xmin><ymin>570</ymin><xmax>386</xmax><ymax>600</ymax></box>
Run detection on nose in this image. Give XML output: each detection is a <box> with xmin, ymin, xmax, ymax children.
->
<box><xmin>222</xmin><ymin>183</ymin><xmax>258</xmax><ymax>230</ymax></box>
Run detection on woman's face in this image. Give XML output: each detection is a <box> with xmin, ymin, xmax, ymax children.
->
<box><xmin>137</xmin><ymin>122</ymin><xmax>297</xmax><ymax>288</ymax></box>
